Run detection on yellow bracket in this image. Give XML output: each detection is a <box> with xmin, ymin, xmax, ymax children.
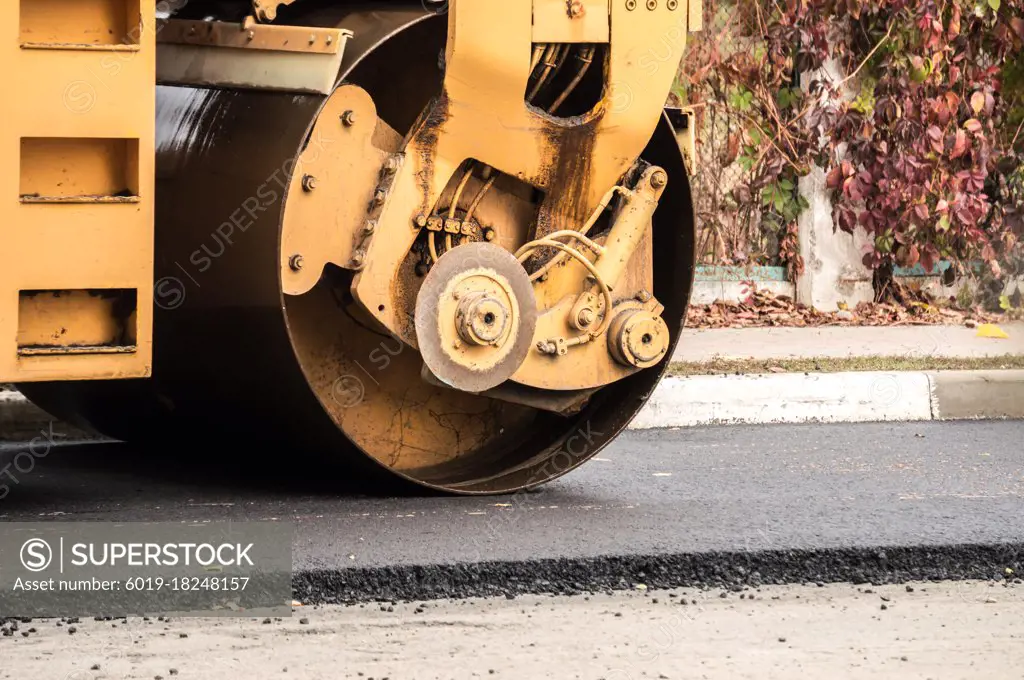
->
<box><xmin>351</xmin><ymin>0</ymin><xmax>692</xmax><ymax>347</ymax></box>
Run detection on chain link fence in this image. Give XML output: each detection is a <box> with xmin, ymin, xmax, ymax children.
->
<box><xmin>679</xmin><ymin>0</ymin><xmax>785</xmax><ymax>267</ymax></box>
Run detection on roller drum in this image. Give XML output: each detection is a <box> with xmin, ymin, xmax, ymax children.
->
<box><xmin>19</xmin><ymin>6</ymin><xmax>696</xmax><ymax>494</ymax></box>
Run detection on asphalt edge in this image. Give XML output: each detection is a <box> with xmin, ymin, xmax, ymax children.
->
<box><xmin>293</xmin><ymin>543</ymin><xmax>1024</xmax><ymax>604</ymax></box>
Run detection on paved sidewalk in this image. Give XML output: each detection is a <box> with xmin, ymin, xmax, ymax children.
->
<box><xmin>673</xmin><ymin>323</ymin><xmax>1024</xmax><ymax>362</ymax></box>
<box><xmin>3</xmin><ymin>581</ymin><xmax>1020</xmax><ymax>680</ymax></box>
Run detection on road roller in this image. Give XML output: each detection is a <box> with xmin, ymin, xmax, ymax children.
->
<box><xmin>1</xmin><ymin>0</ymin><xmax>699</xmax><ymax>493</ymax></box>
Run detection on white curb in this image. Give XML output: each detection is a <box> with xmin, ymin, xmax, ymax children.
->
<box><xmin>3</xmin><ymin>369</ymin><xmax>1022</xmax><ymax>437</ymax></box>
<box><xmin>630</xmin><ymin>371</ymin><xmax>935</xmax><ymax>429</ymax></box>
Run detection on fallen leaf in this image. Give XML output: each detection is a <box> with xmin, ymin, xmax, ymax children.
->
<box><xmin>976</xmin><ymin>324</ymin><xmax>1010</xmax><ymax>339</ymax></box>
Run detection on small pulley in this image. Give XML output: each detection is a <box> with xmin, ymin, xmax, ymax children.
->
<box><xmin>415</xmin><ymin>243</ymin><xmax>538</xmax><ymax>393</ymax></box>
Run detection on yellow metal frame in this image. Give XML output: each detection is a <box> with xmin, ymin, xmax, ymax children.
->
<box><xmin>352</xmin><ymin>0</ymin><xmax>696</xmax><ymax>348</ymax></box>
<box><xmin>0</xmin><ymin>0</ymin><xmax>154</xmax><ymax>382</ymax></box>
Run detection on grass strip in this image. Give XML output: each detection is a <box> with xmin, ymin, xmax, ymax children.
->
<box><xmin>668</xmin><ymin>355</ymin><xmax>1024</xmax><ymax>377</ymax></box>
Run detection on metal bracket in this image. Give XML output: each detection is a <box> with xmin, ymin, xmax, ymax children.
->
<box><xmin>156</xmin><ymin>17</ymin><xmax>353</xmax><ymax>94</ymax></box>
<box><xmin>251</xmin><ymin>0</ymin><xmax>300</xmax><ymax>23</ymax></box>
<box><xmin>157</xmin><ymin>17</ymin><xmax>349</xmax><ymax>55</ymax></box>
<box><xmin>665</xmin><ymin>107</ymin><xmax>698</xmax><ymax>175</ymax></box>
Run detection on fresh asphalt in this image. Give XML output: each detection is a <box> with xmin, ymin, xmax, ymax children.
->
<box><xmin>1</xmin><ymin>421</ymin><xmax>1022</xmax><ymax>602</ymax></box>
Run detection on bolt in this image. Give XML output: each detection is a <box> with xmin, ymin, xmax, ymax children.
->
<box><xmin>309</xmin><ymin>34</ymin><xmax>316</xmax><ymax>44</ymax></box>
<box><xmin>568</xmin><ymin>0</ymin><xmax>586</xmax><ymax>18</ymax></box>
<box><xmin>635</xmin><ymin>289</ymin><xmax>653</xmax><ymax>303</ymax></box>
<box><xmin>246</xmin><ymin>30</ymin><xmax>255</xmax><ymax>41</ymax></box>
<box><xmin>415</xmin><ymin>214</ymin><xmax>429</xmax><ymax>229</ymax></box>
<box><xmin>383</xmin><ymin>157</ymin><xmax>400</xmax><ymax>175</ymax></box>
<box><xmin>364</xmin><ymin>221</ymin><xmax>377</xmax><ymax>235</ymax></box>
<box><xmin>351</xmin><ymin>251</ymin><xmax>365</xmax><ymax>269</ymax></box>
<box><xmin>577</xmin><ymin>308</ymin><xmax>596</xmax><ymax>327</ymax></box>
<box><xmin>301</xmin><ymin>174</ymin><xmax>318</xmax><ymax>192</ymax></box>
<box><xmin>289</xmin><ymin>254</ymin><xmax>304</xmax><ymax>272</ymax></box>
<box><xmin>483</xmin><ymin>228</ymin><xmax>497</xmax><ymax>242</ymax></box>
<box><xmin>341</xmin><ymin>110</ymin><xmax>357</xmax><ymax>127</ymax></box>
<box><xmin>372</xmin><ymin>189</ymin><xmax>387</xmax><ymax>207</ymax></box>
<box><xmin>453</xmin><ymin>340</ymin><xmax>462</xmax><ymax>350</ymax></box>
<box><xmin>650</xmin><ymin>171</ymin><xmax>668</xmax><ymax>189</ymax></box>
<box><xmin>326</xmin><ymin>35</ymin><xmax>334</xmax><ymax>45</ymax></box>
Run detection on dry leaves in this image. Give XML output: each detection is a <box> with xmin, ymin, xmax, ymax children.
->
<box><xmin>685</xmin><ymin>289</ymin><xmax>1000</xmax><ymax>329</ymax></box>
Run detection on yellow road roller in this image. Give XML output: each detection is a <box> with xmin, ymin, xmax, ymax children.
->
<box><xmin>1</xmin><ymin>0</ymin><xmax>699</xmax><ymax>493</ymax></box>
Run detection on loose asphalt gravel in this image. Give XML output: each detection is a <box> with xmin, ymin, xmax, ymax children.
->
<box><xmin>3</xmin><ymin>580</ymin><xmax>1023</xmax><ymax>679</ymax></box>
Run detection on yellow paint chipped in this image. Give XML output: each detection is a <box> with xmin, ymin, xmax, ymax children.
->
<box><xmin>653</xmin><ymin>472</ymin><xmax>672</xmax><ymax>477</ymax></box>
<box><xmin>494</xmin><ymin>503</ymin><xmax>512</xmax><ymax>507</ymax></box>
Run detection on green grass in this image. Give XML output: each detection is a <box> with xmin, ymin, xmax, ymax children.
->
<box><xmin>667</xmin><ymin>355</ymin><xmax>1024</xmax><ymax>377</ymax></box>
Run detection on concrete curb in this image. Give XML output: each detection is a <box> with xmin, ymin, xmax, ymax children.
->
<box><xmin>1</xmin><ymin>369</ymin><xmax>1022</xmax><ymax>439</ymax></box>
<box><xmin>631</xmin><ymin>369</ymin><xmax>1024</xmax><ymax>428</ymax></box>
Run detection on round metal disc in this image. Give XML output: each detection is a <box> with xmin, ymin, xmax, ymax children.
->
<box><xmin>415</xmin><ymin>242</ymin><xmax>538</xmax><ymax>393</ymax></box>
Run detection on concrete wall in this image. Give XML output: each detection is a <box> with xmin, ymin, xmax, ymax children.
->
<box><xmin>797</xmin><ymin>166</ymin><xmax>874</xmax><ymax>311</ymax></box>
<box><xmin>795</xmin><ymin>57</ymin><xmax>875</xmax><ymax>312</ymax></box>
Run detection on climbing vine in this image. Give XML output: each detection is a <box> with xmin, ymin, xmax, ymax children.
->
<box><xmin>683</xmin><ymin>0</ymin><xmax>1024</xmax><ymax>303</ymax></box>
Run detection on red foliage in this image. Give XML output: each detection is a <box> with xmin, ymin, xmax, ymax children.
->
<box><xmin>686</xmin><ymin>0</ymin><xmax>1024</xmax><ymax>294</ymax></box>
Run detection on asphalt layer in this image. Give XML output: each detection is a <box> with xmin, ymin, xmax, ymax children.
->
<box><xmin>1</xmin><ymin>420</ymin><xmax>1022</xmax><ymax>602</ymax></box>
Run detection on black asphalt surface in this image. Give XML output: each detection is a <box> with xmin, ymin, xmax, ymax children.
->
<box><xmin>1</xmin><ymin>421</ymin><xmax>1022</xmax><ymax>601</ymax></box>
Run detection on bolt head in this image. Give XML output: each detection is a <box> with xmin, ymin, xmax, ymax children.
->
<box><xmin>650</xmin><ymin>171</ymin><xmax>668</xmax><ymax>189</ymax></box>
<box><xmin>341</xmin><ymin>110</ymin><xmax>357</xmax><ymax>127</ymax></box>
<box><xmin>289</xmin><ymin>254</ymin><xmax>304</xmax><ymax>272</ymax></box>
<box><xmin>302</xmin><ymin>175</ymin><xmax>318</xmax><ymax>192</ymax></box>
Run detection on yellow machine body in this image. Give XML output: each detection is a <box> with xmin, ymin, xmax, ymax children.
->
<box><xmin>1</xmin><ymin>0</ymin><xmax>155</xmax><ymax>382</ymax></box>
<box><xmin>4</xmin><ymin>0</ymin><xmax>701</xmax><ymax>494</ymax></box>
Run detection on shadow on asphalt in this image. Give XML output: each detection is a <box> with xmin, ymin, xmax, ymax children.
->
<box><xmin>0</xmin><ymin>439</ymin><xmax>457</xmax><ymax>509</ymax></box>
